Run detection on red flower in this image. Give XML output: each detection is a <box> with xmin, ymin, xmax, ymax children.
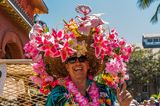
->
<box><xmin>50</xmin><ymin>80</ymin><xmax>59</xmax><ymax>88</ymax></box>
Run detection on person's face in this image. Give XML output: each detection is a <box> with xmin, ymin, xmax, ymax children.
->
<box><xmin>65</xmin><ymin>55</ymin><xmax>89</xmax><ymax>80</ymax></box>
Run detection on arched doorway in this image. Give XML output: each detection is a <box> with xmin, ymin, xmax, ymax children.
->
<box><xmin>1</xmin><ymin>31</ymin><xmax>24</xmax><ymax>59</ymax></box>
<box><xmin>4</xmin><ymin>44</ymin><xmax>12</xmax><ymax>59</ymax></box>
<box><xmin>4</xmin><ymin>43</ymin><xmax>23</xmax><ymax>59</ymax></box>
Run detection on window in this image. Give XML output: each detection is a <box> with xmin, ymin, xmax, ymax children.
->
<box><xmin>153</xmin><ymin>38</ymin><xmax>158</xmax><ymax>42</ymax></box>
<box><xmin>147</xmin><ymin>39</ymin><xmax>152</xmax><ymax>42</ymax></box>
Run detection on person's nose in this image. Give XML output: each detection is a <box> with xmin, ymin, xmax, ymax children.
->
<box><xmin>74</xmin><ymin>59</ymin><xmax>80</xmax><ymax>64</ymax></box>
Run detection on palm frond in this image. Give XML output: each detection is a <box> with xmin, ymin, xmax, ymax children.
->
<box><xmin>150</xmin><ymin>3</ymin><xmax>160</xmax><ymax>24</ymax></box>
<box><xmin>137</xmin><ymin>0</ymin><xmax>157</xmax><ymax>9</ymax></box>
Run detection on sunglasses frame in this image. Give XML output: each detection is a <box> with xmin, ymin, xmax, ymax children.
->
<box><xmin>65</xmin><ymin>55</ymin><xmax>88</xmax><ymax>64</ymax></box>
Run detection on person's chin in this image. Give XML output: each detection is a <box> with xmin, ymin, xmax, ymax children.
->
<box><xmin>76</xmin><ymin>74</ymin><xmax>87</xmax><ymax>79</ymax></box>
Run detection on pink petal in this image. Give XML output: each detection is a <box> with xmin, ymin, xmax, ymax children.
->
<box><xmin>51</xmin><ymin>46</ymin><xmax>57</xmax><ymax>53</ymax></box>
<box><xmin>57</xmin><ymin>30</ymin><xmax>63</xmax><ymax>38</ymax></box>
<box><xmin>54</xmin><ymin>51</ymin><xmax>61</xmax><ymax>57</ymax></box>
<box><xmin>44</xmin><ymin>49</ymin><xmax>51</xmax><ymax>57</ymax></box>
<box><xmin>61</xmin><ymin>50</ymin><xmax>67</xmax><ymax>62</ymax></box>
<box><xmin>35</xmin><ymin>36</ymin><xmax>42</xmax><ymax>44</ymax></box>
<box><xmin>109</xmin><ymin>34</ymin><xmax>115</xmax><ymax>40</ymax></box>
<box><xmin>63</xmin><ymin>42</ymin><xmax>68</xmax><ymax>47</ymax></box>
<box><xmin>94</xmin><ymin>35</ymin><xmax>99</xmax><ymax>42</ymax></box>
<box><xmin>52</xmin><ymin>29</ymin><xmax>57</xmax><ymax>37</ymax></box>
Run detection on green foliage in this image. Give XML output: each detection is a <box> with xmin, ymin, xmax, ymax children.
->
<box><xmin>94</xmin><ymin>73</ymin><xmax>105</xmax><ymax>85</ymax></box>
<box><xmin>127</xmin><ymin>47</ymin><xmax>160</xmax><ymax>96</ymax></box>
<box><xmin>137</xmin><ymin>0</ymin><xmax>160</xmax><ymax>23</ymax></box>
<box><xmin>151</xmin><ymin>93</ymin><xmax>160</xmax><ymax>99</ymax></box>
<box><xmin>127</xmin><ymin>47</ymin><xmax>160</xmax><ymax>83</ymax></box>
<box><xmin>137</xmin><ymin>0</ymin><xmax>156</xmax><ymax>9</ymax></box>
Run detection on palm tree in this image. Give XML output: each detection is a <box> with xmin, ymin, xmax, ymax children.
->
<box><xmin>137</xmin><ymin>0</ymin><xmax>160</xmax><ymax>24</ymax></box>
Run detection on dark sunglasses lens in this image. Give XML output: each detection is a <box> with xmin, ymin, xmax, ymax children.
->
<box><xmin>67</xmin><ymin>57</ymin><xmax>77</xmax><ymax>64</ymax></box>
<box><xmin>66</xmin><ymin>56</ymin><xmax>87</xmax><ymax>64</ymax></box>
<box><xmin>78</xmin><ymin>56</ymin><xmax>87</xmax><ymax>62</ymax></box>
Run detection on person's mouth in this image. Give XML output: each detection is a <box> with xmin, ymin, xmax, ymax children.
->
<box><xmin>74</xmin><ymin>67</ymin><xmax>83</xmax><ymax>72</ymax></box>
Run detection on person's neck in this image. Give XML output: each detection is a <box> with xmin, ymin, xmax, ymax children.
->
<box><xmin>71</xmin><ymin>77</ymin><xmax>88</xmax><ymax>96</ymax></box>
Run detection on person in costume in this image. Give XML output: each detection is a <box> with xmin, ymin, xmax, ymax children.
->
<box><xmin>45</xmin><ymin>55</ymin><xmax>132</xmax><ymax>106</ymax></box>
<box><xmin>24</xmin><ymin>5</ymin><xmax>133</xmax><ymax>106</ymax></box>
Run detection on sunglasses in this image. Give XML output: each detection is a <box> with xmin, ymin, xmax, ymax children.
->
<box><xmin>66</xmin><ymin>55</ymin><xmax>88</xmax><ymax>64</ymax></box>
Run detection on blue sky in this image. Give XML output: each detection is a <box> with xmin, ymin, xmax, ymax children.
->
<box><xmin>39</xmin><ymin>0</ymin><xmax>160</xmax><ymax>45</ymax></box>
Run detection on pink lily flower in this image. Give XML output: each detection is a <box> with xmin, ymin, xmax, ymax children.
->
<box><xmin>104</xmin><ymin>45</ymin><xmax>113</xmax><ymax>57</ymax></box>
<box><xmin>105</xmin><ymin>59</ymin><xmax>120</xmax><ymax>76</ymax></box>
<box><xmin>39</xmin><ymin>43</ymin><xmax>60</xmax><ymax>58</ymax></box>
<box><xmin>36</xmin><ymin>35</ymin><xmax>60</xmax><ymax>58</ymax></box>
<box><xmin>109</xmin><ymin>28</ymin><xmax>118</xmax><ymax>40</ymax></box>
<box><xmin>77</xmin><ymin>15</ymin><xmax>104</xmax><ymax>35</ymax></box>
<box><xmin>92</xmin><ymin>34</ymin><xmax>107</xmax><ymax>58</ymax></box>
<box><xmin>121</xmin><ymin>44</ymin><xmax>133</xmax><ymax>62</ymax></box>
<box><xmin>119</xmin><ymin>38</ymin><xmax>126</xmax><ymax>47</ymax></box>
<box><xmin>24</xmin><ymin>41</ymin><xmax>39</xmax><ymax>59</ymax></box>
<box><xmin>29</xmin><ymin>23</ymin><xmax>43</xmax><ymax>40</ymax></box>
<box><xmin>52</xmin><ymin>29</ymin><xmax>64</xmax><ymax>42</ymax></box>
<box><xmin>75</xmin><ymin>5</ymin><xmax>91</xmax><ymax>15</ymax></box>
<box><xmin>60</xmin><ymin>42</ymin><xmax>76</xmax><ymax>62</ymax></box>
<box><xmin>32</xmin><ymin>59</ymin><xmax>45</xmax><ymax>75</ymax></box>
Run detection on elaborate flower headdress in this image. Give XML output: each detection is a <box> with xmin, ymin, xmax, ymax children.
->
<box><xmin>24</xmin><ymin>5</ymin><xmax>133</xmax><ymax>94</ymax></box>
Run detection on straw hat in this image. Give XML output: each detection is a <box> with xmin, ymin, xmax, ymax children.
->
<box><xmin>24</xmin><ymin>5</ymin><xmax>133</xmax><ymax>94</ymax></box>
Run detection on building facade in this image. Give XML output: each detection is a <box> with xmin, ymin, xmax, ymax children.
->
<box><xmin>141</xmin><ymin>34</ymin><xmax>160</xmax><ymax>101</ymax></box>
<box><xmin>142</xmin><ymin>33</ymin><xmax>160</xmax><ymax>48</ymax></box>
<box><xmin>0</xmin><ymin>0</ymin><xmax>48</xmax><ymax>59</ymax></box>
